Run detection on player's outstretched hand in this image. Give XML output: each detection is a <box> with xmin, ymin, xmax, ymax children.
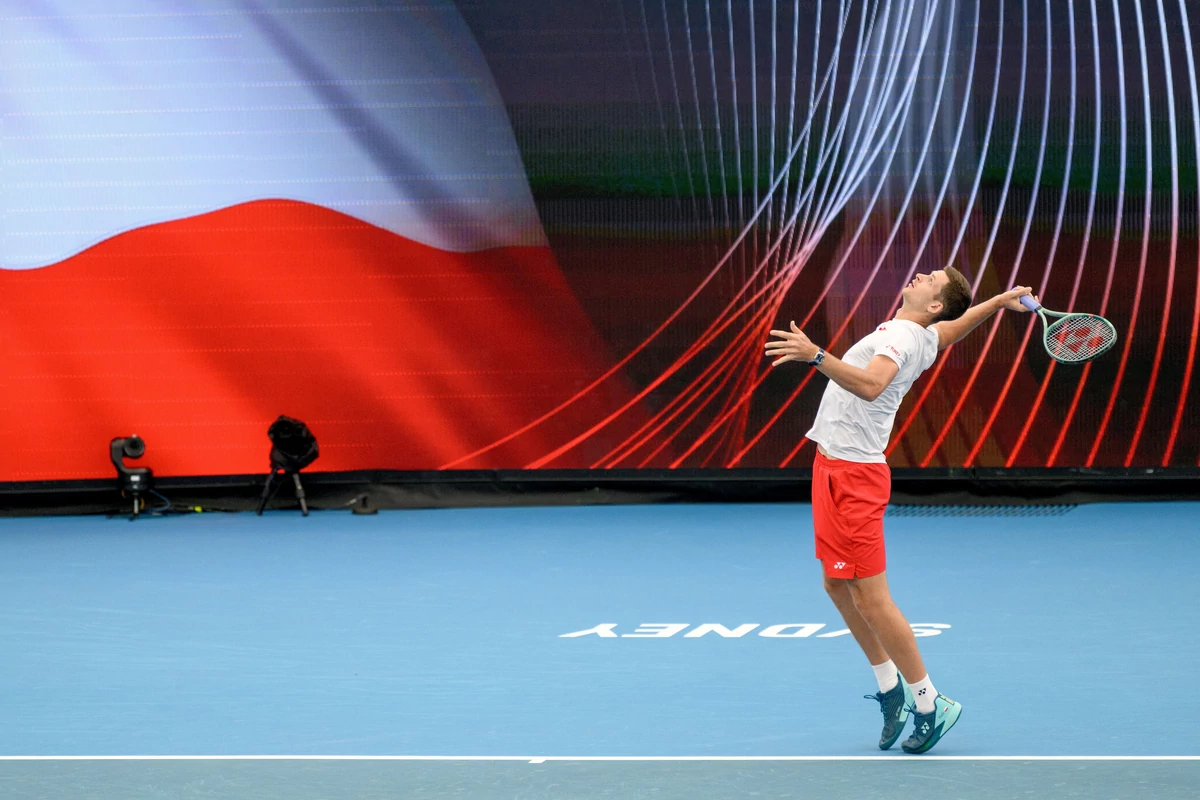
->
<box><xmin>765</xmin><ymin>321</ymin><xmax>820</xmax><ymax>367</ymax></box>
<box><xmin>998</xmin><ymin>286</ymin><xmax>1036</xmax><ymax>311</ymax></box>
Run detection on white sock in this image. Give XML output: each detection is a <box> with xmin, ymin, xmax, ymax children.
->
<box><xmin>871</xmin><ymin>660</ymin><xmax>899</xmax><ymax>693</ymax></box>
<box><xmin>910</xmin><ymin>675</ymin><xmax>937</xmax><ymax>714</ymax></box>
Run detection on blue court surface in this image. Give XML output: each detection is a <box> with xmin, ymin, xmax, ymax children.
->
<box><xmin>1</xmin><ymin>502</ymin><xmax>1197</xmax><ymax>798</ymax></box>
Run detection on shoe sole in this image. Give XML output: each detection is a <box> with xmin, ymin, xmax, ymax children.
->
<box><xmin>901</xmin><ymin>704</ymin><xmax>962</xmax><ymax>754</ymax></box>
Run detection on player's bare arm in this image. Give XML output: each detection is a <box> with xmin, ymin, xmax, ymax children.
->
<box><xmin>765</xmin><ymin>321</ymin><xmax>899</xmax><ymax>402</ymax></box>
<box><xmin>929</xmin><ymin>286</ymin><xmax>1035</xmax><ymax>350</ymax></box>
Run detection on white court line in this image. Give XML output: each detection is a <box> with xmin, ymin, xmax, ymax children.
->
<box><xmin>0</xmin><ymin>756</ymin><xmax>1197</xmax><ymax>762</ymax></box>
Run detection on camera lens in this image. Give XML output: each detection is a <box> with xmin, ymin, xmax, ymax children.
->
<box><xmin>123</xmin><ymin>436</ymin><xmax>145</xmax><ymax>459</ymax></box>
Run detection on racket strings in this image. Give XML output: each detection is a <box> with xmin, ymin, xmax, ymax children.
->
<box><xmin>1045</xmin><ymin>315</ymin><xmax>1117</xmax><ymax>362</ymax></box>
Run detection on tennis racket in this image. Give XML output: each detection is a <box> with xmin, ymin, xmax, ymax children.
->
<box><xmin>1020</xmin><ymin>295</ymin><xmax>1117</xmax><ymax>364</ymax></box>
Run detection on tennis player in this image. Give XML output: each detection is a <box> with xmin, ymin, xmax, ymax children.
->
<box><xmin>764</xmin><ymin>270</ymin><xmax>1033</xmax><ymax>753</ymax></box>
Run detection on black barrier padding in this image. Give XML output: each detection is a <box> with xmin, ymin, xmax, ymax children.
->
<box><xmin>1</xmin><ymin>468</ymin><xmax>1199</xmax><ymax>518</ymax></box>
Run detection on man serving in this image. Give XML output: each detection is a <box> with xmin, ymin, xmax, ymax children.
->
<box><xmin>765</xmin><ymin>270</ymin><xmax>1033</xmax><ymax>754</ymax></box>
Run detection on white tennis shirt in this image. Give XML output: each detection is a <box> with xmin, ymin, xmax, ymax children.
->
<box><xmin>805</xmin><ymin>319</ymin><xmax>940</xmax><ymax>463</ymax></box>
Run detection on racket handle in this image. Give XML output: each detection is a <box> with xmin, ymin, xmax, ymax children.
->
<box><xmin>1018</xmin><ymin>294</ymin><xmax>1041</xmax><ymax>312</ymax></box>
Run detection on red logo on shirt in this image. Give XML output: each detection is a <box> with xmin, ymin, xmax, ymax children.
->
<box><xmin>878</xmin><ymin>325</ymin><xmax>888</xmax><ymax>331</ymax></box>
<box><xmin>887</xmin><ymin>345</ymin><xmax>901</xmax><ymax>356</ymax></box>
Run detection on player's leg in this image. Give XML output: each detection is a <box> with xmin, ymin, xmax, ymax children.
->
<box><xmin>849</xmin><ymin>573</ymin><xmax>962</xmax><ymax>754</ymax></box>
<box><xmin>813</xmin><ymin>455</ymin><xmax>912</xmax><ymax>749</ymax></box>
<box><xmin>825</xmin><ymin>573</ymin><xmax>913</xmax><ymax>750</ymax></box>
<box><xmin>846</xmin><ymin>573</ymin><xmax>926</xmax><ymax>683</ymax></box>
<box><xmin>814</xmin><ymin>460</ymin><xmax>888</xmax><ymax>663</ymax></box>
<box><xmin>823</xmin><ymin>575</ymin><xmax>887</xmax><ymax>664</ymax></box>
<box><xmin>820</xmin><ymin>459</ymin><xmax>908</xmax><ymax>683</ymax></box>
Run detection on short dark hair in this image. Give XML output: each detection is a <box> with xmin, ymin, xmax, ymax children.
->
<box><xmin>935</xmin><ymin>266</ymin><xmax>973</xmax><ymax>321</ymax></box>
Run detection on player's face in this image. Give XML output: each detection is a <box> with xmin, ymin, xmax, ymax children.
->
<box><xmin>903</xmin><ymin>270</ymin><xmax>950</xmax><ymax>314</ymax></box>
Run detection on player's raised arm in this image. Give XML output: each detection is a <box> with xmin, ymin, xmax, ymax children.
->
<box><xmin>929</xmin><ymin>286</ymin><xmax>1035</xmax><ymax>351</ymax></box>
<box><xmin>764</xmin><ymin>321</ymin><xmax>899</xmax><ymax>402</ymax></box>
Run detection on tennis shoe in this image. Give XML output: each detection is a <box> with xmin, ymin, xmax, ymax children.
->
<box><xmin>864</xmin><ymin>674</ymin><xmax>912</xmax><ymax>750</ymax></box>
<box><xmin>901</xmin><ymin>694</ymin><xmax>962</xmax><ymax>754</ymax></box>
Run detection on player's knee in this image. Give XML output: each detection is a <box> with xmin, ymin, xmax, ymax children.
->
<box><xmin>848</xmin><ymin>582</ymin><xmax>891</xmax><ymax>617</ymax></box>
<box><xmin>823</xmin><ymin>575</ymin><xmax>851</xmax><ymax>603</ymax></box>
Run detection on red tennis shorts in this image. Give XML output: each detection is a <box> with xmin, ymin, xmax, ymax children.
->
<box><xmin>812</xmin><ymin>450</ymin><xmax>891</xmax><ymax>579</ymax></box>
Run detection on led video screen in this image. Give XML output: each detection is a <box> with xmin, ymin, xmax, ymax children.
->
<box><xmin>3</xmin><ymin>0</ymin><xmax>1197</xmax><ymax>480</ymax></box>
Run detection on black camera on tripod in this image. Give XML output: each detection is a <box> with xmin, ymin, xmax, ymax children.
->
<box><xmin>256</xmin><ymin>415</ymin><xmax>319</xmax><ymax>516</ymax></box>
<box><xmin>110</xmin><ymin>435</ymin><xmax>153</xmax><ymax>518</ymax></box>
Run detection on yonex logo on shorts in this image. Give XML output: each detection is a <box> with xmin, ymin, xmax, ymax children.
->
<box><xmin>834</xmin><ymin>562</ymin><xmax>846</xmax><ymax>570</ymax></box>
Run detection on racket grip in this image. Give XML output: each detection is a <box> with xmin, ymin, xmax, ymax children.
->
<box><xmin>1018</xmin><ymin>294</ymin><xmax>1041</xmax><ymax>312</ymax></box>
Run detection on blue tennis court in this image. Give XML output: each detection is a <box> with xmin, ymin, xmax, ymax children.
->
<box><xmin>1</xmin><ymin>501</ymin><xmax>1197</xmax><ymax>797</ymax></box>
